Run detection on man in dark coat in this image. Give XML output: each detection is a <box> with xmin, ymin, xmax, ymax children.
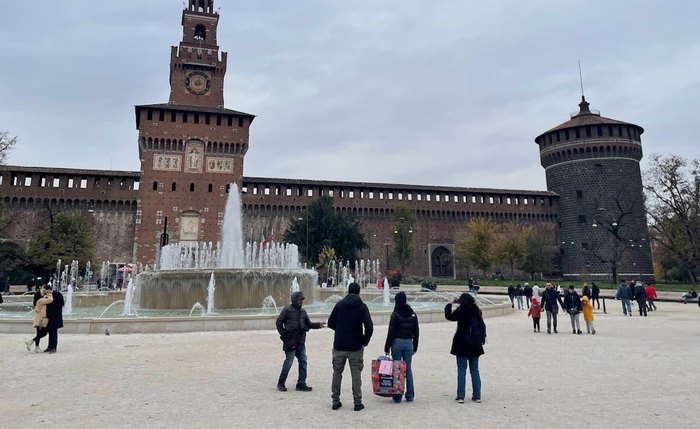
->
<box><xmin>540</xmin><ymin>283</ymin><xmax>564</xmax><ymax>334</ymax></box>
<box><xmin>444</xmin><ymin>293</ymin><xmax>485</xmax><ymax>403</ymax></box>
<box><xmin>591</xmin><ymin>282</ymin><xmax>601</xmax><ymax>309</ymax></box>
<box><xmin>523</xmin><ymin>283</ymin><xmax>533</xmax><ymax>309</ymax></box>
<box><xmin>562</xmin><ymin>286</ymin><xmax>583</xmax><ymax>334</ymax></box>
<box><xmin>507</xmin><ymin>284</ymin><xmax>515</xmax><ymax>308</ymax></box>
<box><xmin>633</xmin><ymin>281</ymin><xmax>647</xmax><ymax>316</ymax></box>
<box><xmin>43</xmin><ymin>284</ymin><xmax>64</xmax><ymax>353</ymax></box>
<box><xmin>275</xmin><ymin>291</ymin><xmax>324</xmax><ymax>392</ymax></box>
<box><xmin>327</xmin><ymin>282</ymin><xmax>373</xmax><ymax>411</ymax></box>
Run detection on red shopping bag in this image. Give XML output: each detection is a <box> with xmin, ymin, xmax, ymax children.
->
<box><xmin>371</xmin><ymin>356</ymin><xmax>407</xmax><ymax>397</ymax></box>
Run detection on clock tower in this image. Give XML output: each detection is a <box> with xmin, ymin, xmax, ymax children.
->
<box><xmin>134</xmin><ymin>0</ymin><xmax>255</xmax><ymax>266</ymax></box>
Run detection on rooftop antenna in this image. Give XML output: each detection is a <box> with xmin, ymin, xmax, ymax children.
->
<box><xmin>578</xmin><ymin>60</ymin><xmax>585</xmax><ymax>100</ymax></box>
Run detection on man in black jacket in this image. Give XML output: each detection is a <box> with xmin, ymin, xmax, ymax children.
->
<box><xmin>540</xmin><ymin>283</ymin><xmax>563</xmax><ymax>334</ymax></box>
<box><xmin>275</xmin><ymin>291</ymin><xmax>324</xmax><ymax>392</ymax></box>
<box><xmin>43</xmin><ymin>284</ymin><xmax>64</xmax><ymax>353</ymax></box>
<box><xmin>327</xmin><ymin>282</ymin><xmax>373</xmax><ymax>411</ymax></box>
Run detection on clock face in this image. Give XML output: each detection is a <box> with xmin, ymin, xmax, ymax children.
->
<box><xmin>185</xmin><ymin>71</ymin><xmax>211</xmax><ymax>95</ymax></box>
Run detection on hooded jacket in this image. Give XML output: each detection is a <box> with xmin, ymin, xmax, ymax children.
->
<box><xmin>327</xmin><ymin>293</ymin><xmax>373</xmax><ymax>351</ymax></box>
<box><xmin>444</xmin><ymin>294</ymin><xmax>485</xmax><ymax>358</ymax></box>
<box><xmin>562</xmin><ymin>290</ymin><xmax>582</xmax><ymax>313</ymax></box>
<box><xmin>581</xmin><ymin>296</ymin><xmax>594</xmax><ymax>322</ymax></box>
<box><xmin>616</xmin><ymin>282</ymin><xmax>631</xmax><ymax>300</ymax></box>
<box><xmin>384</xmin><ymin>303</ymin><xmax>419</xmax><ymax>354</ymax></box>
<box><xmin>276</xmin><ymin>292</ymin><xmax>322</xmax><ymax>351</ymax></box>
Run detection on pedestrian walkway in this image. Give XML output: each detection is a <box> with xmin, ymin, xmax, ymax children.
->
<box><xmin>1</xmin><ymin>301</ymin><xmax>697</xmax><ymax>428</ymax></box>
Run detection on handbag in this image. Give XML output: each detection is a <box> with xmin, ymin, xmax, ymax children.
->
<box><xmin>568</xmin><ymin>308</ymin><xmax>580</xmax><ymax>315</ymax></box>
<box><xmin>40</xmin><ymin>317</ymin><xmax>49</xmax><ymax>328</ymax></box>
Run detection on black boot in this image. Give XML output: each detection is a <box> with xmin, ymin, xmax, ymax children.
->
<box><xmin>277</xmin><ymin>381</ymin><xmax>287</xmax><ymax>392</ymax></box>
<box><xmin>296</xmin><ymin>383</ymin><xmax>312</xmax><ymax>391</ymax></box>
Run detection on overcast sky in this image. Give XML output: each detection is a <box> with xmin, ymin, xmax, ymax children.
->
<box><xmin>1</xmin><ymin>0</ymin><xmax>698</xmax><ymax>191</ymax></box>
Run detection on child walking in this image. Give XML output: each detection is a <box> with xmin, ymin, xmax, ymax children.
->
<box><xmin>527</xmin><ymin>298</ymin><xmax>543</xmax><ymax>332</ymax></box>
<box><xmin>581</xmin><ymin>296</ymin><xmax>596</xmax><ymax>334</ymax></box>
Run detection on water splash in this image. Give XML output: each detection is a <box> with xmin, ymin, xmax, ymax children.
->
<box><xmin>261</xmin><ymin>296</ymin><xmax>278</xmax><ymax>314</ymax></box>
<box><xmin>291</xmin><ymin>277</ymin><xmax>300</xmax><ymax>294</ymax></box>
<box><xmin>98</xmin><ymin>300</ymin><xmax>126</xmax><ymax>319</ymax></box>
<box><xmin>219</xmin><ymin>183</ymin><xmax>245</xmax><ymax>268</ymax></box>
<box><xmin>122</xmin><ymin>277</ymin><xmax>138</xmax><ymax>316</ymax></box>
<box><xmin>189</xmin><ymin>302</ymin><xmax>205</xmax><ymax>317</ymax></box>
<box><xmin>206</xmin><ymin>272</ymin><xmax>216</xmax><ymax>315</ymax></box>
<box><xmin>383</xmin><ymin>277</ymin><xmax>390</xmax><ymax>306</ymax></box>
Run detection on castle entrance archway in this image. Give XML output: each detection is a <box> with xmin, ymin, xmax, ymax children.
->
<box><xmin>430</xmin><ymin>246</ymin><xmax>453</xmax><ymax>278</ymax></box>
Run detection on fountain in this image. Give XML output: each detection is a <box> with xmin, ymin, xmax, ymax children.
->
<box><xmin>136</xmin><ymin>183</ymin><xmax>318</xmax><ymax>310</ymax></box>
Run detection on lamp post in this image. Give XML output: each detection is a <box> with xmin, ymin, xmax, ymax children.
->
<box><xmin>393</xmin><ymin>217</ymin><xmax>414</xmax><ymax>274</ymax></box>
<box><xmin>592</xmin><ymin>209</ymin><xmax>620</xmax><ymax>285</ymax></box>
<box><xmin>368</xmin><ymin>233</ymin><xmax>377</xmax><ymax>261</ymax></box>
<box><xmin>298</xmin><ymin>216</ymin><xmax>309</xmax><ymax>266</ymax></box>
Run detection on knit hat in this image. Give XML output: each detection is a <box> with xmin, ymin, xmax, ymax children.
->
<box><xmin>532</xmin><ymin>298</ymin><xmax>538</xmax><ymax>304</ymax></box>
<box><xmin>395</xmin><ymin>291</ymin><xmax>407</xmax><ymax>305</ymax></box>
<box><xmin>348</xmin><ymin>282</ymin><xmax>361</xmax><ymax>295</ymax></box>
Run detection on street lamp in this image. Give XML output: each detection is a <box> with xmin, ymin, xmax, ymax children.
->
<box><xmin>368</xmin><ymin>233</ymin><xmax>377</xmax><ymax>261</ymax></box>
<box><xmin>393</xmin><ymin>217</ymin><xmax>414</xmax><ymax>273</ymax></box>
<box><xmin>298</xmin><ymin>216</ymin><xmax>309</xmax><ymax>266</ymax></box>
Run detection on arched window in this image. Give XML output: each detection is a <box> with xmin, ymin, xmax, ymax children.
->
<box><xmin>190</xmin><ymin>183</ymin><xmax>195</xmax><ymax>192</ymax></box>
<box><xmin>195</xmin><ymin>24</ymin><xmax>206</xmax><ymax>40</ymax></box>
<box><xmin>152</xmin><ymin>181</ymin><xmax>158</xmax><ymax>191</ymax></box>
<box><xmin>208</xmin><ymin>184</ymin><xmax>213</xmax><ymax>193</ymax></box>
<box><xmin>171</xmin><ymin>182</ymin><xmax>177</xmax><ymax>191</ymax></box>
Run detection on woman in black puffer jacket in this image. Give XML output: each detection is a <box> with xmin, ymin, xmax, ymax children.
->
<box><xmin>445</xmin><ymin>293</ymin><xmax>484</xmax><ymax>403</ymax></box>
<box><xmin>384</xmin><ymin>291</ymin><xmax>419</xmax><ymax>402</ymax></box>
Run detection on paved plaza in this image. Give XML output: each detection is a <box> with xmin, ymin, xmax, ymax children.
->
<box><xmin>1</xmin><ymin>298</ymin><xmax>698</xmax><ymax>428</ymax></box>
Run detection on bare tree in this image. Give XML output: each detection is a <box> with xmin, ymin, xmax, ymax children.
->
<box><xmin>0</xmin><ymin>131</ymin><xmax>17</xmax><ymax>164</ymax></box>
<box><xmin>644</xmin><ymin>154</ymin><xmax>700</xmax><ymax>286</ymax></box>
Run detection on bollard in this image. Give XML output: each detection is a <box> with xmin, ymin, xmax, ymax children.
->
<box><xmin>602</xmin><ymin>297</ymin><xmax>607</xmax><ymax>314</ymax></box>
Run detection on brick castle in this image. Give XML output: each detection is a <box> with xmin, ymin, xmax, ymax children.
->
<box><xmin>0</xmin><ymin>1</ymin><xmax>652</xmax><ymax>281</ymax></box>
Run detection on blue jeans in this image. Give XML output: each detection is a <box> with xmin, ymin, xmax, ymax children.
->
<box><xmin>278</xmin><ymin>344</ymin><xmax>307</xmax><ymax>385</ymax></box>
<box><xmin>621</xmin><ymin>299</ymin><xmax>632</xmax><ymax>315</ymax></box>
<box><xmin>390</xmin><ymin>338</ymin><xmax>414</xmax><ymax>401</ymax></box>
<box><xmin>456</xmin><ymin>356</ymin><xmax>481</xmax><ymax>400</ymax></box>
<box><xmin>516</xmin><ymin>296</ymin><xmax>524</xmax><ymax>309</ymax></box>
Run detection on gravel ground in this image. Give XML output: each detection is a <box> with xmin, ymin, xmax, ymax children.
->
<box><xmin>1</xmin><ymin>300</ymin><xmax>698</xmax><ymax>429</ymax></box>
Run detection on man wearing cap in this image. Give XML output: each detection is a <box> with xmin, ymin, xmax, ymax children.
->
<box><xmin>275</xmin><ymin>291</ymin><xmax>325</xmax><ymax>392</ymax></box>
<box><xmin>327</xmin><ymin>282</ymin><xmax>374</xmax><ymax>411</ymax></box>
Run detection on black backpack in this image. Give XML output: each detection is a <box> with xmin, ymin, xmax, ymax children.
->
<box><xmin>464</xmin><ymin>312</ymin><xmax>487</xmax><ymax>346</ymax></box>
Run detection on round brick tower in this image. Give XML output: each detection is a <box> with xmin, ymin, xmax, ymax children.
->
<box><xmin>536</xmin><ymin>97</ymin><xmax>653</xmax><ymax>283</ymax></box>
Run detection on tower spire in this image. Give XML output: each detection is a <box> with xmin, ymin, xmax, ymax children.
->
<box><xmin>576</xmin><ymin>60</ymin><xmax>591</xmax><ymax>115</ymax></box>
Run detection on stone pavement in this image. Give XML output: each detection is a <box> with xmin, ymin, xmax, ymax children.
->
<box><xmin>1</xmin><ymin>299</ymin><xmax>698</xmax><ymax>429</ymax></box>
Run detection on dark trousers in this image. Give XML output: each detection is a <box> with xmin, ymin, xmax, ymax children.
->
<box><xmin>532</xmin><ymin>317</ymin><xmax>540</xmax><ymax>331</ymax></box>
<box><xmin>637</xmin><ymin>299</ymin><xmax>647</xmax><ymax>316</ymax></box>
<box><xmin>592</xmin><ymin>296</ymin><xmax>600</xmax><ymax>309</ymax></box>
<box><xmin>47</xmin><ymin>327</ymin><xmax>59</xmax><ymax>350</ymax></box>
<box><xmin>33</xmin><ymin>327</ymin><xmax>48</xmax><ymax>346</ymax></box>
<box><xmin>332</xmin><ymin>348</ymin><xmax>364</xmax><ymax>405</ymax></box>
<box><xmin>647</xmin><ymin>299</ymin><xmax>656</xmax><ymax>311</ymax></box>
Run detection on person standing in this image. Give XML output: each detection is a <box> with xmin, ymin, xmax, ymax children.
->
<box><xmin>43</xmin><ymin>284</ymin><xmax>64</xmax><ymax>353</ymax></box>
<box><xmin>540</xmin><ymin>283</ymin><xmax>563</xmax><ymax>334</ymax></box>
<box><xmin>591</xmin><ymin>282</ymin><xmax>601</xmax><ymax>310</ymax></box>
<box><xmin>527</xmin><ymin>298</ymin><xmax>543</xmax><ymax>333</ymax></box>
<box><xmin>581</xmin><ymin>296</ymin><xmax>596</xmax><ymax>334</ymax></box>
<box><xmin>275</xmin><ymin>291</ymin><xmax>325</xmax><ymax>392</ymax></box>
<box><xmin>444</xmin><ymin>293</ymin><xmax>484</xmax><ymax>404</ymax></box>
<box><xmin>515</xmin><ymin>284</ymin><xmax>524</xmax><ymax>310</ymax></box>
<box><xmin>25</xmin><ymin>287</ymin><xmax>53</xmax><ymax>352</ymax></box>
<box><xmin>634</xmin><ymin>281</ymin><xmax>647</xmax><ymax>317</ymax></box>
<box><xmin>616</xmin><ymin>280</ymin><xmax>632</xmax><ymax>316</ymax></box>
<box><xmin>581</xmin><ymin>284</ymin><xmax>592</xmax><ymax>302</ymax></box>
<box><xmin>507</xmin><ymin>284</ymin><xmax>516</xmax><ymax>308</ymax></box>
<box><xmin>562</xmin><ymin>286</ymin><xmax>582</xmax><ymax>334</ymax></box>
<box><xmin>384</xmin><ymin>291</ymin><xmax>419</xmax><ymax>403</ymax></box>
<box><xmin>645</xmin><ymin>283</ymin><xmax>657</xmax><ymax>311</ymax></box>
<box><xmin>532</xmin><ymin>283</ymin><xmax>541</xmax><ymax>300</ymax></box>
<box><xmin>523</xmin><ymin>283</ymin><xmax>533</xmax><ymax>309</ymax></box>
<box><xmin>327</xmin><ymin>282</ymin><xmax>373</xmax><ymax>411</ymax></box>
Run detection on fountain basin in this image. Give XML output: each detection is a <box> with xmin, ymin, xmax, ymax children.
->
<box><xmin>0</xmin><ymin>299</ymin><xmax>512</xmax><ymax>334</ymax></box>
<box><xmin>137</xmin><ymin>268</ymin><xmax>318</xmax><ymax>310</ymax></box>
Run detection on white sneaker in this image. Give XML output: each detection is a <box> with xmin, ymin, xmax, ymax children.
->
<box><xmin>34</xmin><ymin>347</ymin><xmax>43</xmax><ymax>353</ymax></box>
<box><xmin>25</xmin><ymin>339</ymin><xmax>33</xmax><ymax>351</ymax></box>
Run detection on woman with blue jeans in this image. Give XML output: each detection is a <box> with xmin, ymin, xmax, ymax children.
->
<box><xmin>445</xmin><ymin>293</ymin><xmax>485</xmax><ymax>403</ymax></box>
<box><xmin>384</xmin><ymin>291</ymin><xmax>419</xmax><ymax>402</ymax></box>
